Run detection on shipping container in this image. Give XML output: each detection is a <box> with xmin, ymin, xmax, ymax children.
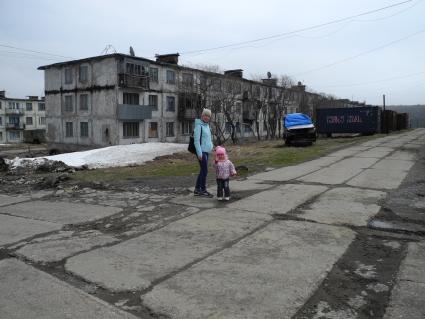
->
<box><xmin>316</xmin><ymin>107</ymin><xmax>380</xmax><ymax>135</ymax></box>
<box><xmin>396</xmin><ymin>113</ymin><xmax>409</xmax><ymax>130</ymax></box>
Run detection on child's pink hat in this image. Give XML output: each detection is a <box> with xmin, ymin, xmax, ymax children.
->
<box><xmin>215</xmin><ymin>146</ymin><xmax>226</xmax><ymax>155</ymax></box>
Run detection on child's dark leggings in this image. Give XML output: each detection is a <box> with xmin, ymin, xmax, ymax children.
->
<box><xmin>216</xmin><ymin>178</ymin><xmax>230</xmax><ymax>197</ymax></box>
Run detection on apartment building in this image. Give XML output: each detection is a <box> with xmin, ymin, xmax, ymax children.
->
<box><xmin>38</xmin><ymin>52</ymin><xmax>353</xmax><ymax>152</ymax></box>
<box><xmin>0</xmin><ymin>91</ymin><xmax>46</xmax><ymax>144</ymax></box>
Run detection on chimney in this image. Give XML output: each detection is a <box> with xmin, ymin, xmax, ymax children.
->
<box><xmin>155</xmin><ymin>53</ymin><xmax>179</xmax><ymax>65</ymax></box>
<box><xmin>292</xmin><ymin>81</ymin><xmax>306</xmax><ymax>92</ymax></box>
<box><xmin>224</xmin><ymin>69</ymin><xmax>243</xmax><ymax>78</ymax></box>
<box><xmin>0</xmin><ymin>90</ymin><xmax>5</xmax><ymax>98</ymax></box>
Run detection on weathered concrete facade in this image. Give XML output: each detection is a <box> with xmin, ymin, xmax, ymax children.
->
<box><xmin>0</xmin><ymin>91</ymin><xmax>46</xmax><ymax>144</ymax></box>
<box><xmin>39</xmin><ymin>53</ymin><xmax>365</xmax><ymax>151</ymax></box>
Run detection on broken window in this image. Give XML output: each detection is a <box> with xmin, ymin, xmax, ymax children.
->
<box><xmin>80</xmin><ymin>122</ymin><xmax>89</xmax><ymax>137</ymax></box>
<box><xmin>64</xmin><ymin>95</ymin><xmax>73</xmax><ymax>112</ymax></box>
<box><xmin>166</xmin><ymin>122</ymin><xmax>175</xmax><ymax>137</ymax></box>
<box><xmin>123</xmin><ymin>122</ymin><xmax>139</xmax><ymax>138</ymax></box>
<box><xmin>123</xmin><ymin>93</ymin><xmax>139</xmax><ymax>105</ymax></box>
<box><xmin>166</xmin><ymin>96</ymin><xmax>175</xmax><ymax>112</ymax></box>
<box><xmin>148</xmin><ymin>122</ymin><xmax>158</xmax><ymax>138</ymax></box>
<box><xmin>149</xmin><ymin>95</ymin><xmax>158</xmax><ymax>110</ymax></box>
<box><xmin>80</xmin><ymin>94</ymin><xmax>89</xmax><ymax>111</ymax></box>
<box><xmin>166</xmin><ymin>70</ymin><xmax>176</xmax><ymax>84</ymax></box>
<box><xmin>79</xmin><ymin>65</ymin><xmax>88</xmax><ymax>82</ymax></box>
<box><xmin>65</xmin><ymin>122</ymin><xmax>73</xmax><ymax>137</ymax></box>
<box><xmin>65</xmin><ymin>68</ymin><xmax>73</xmax><ymax>84</ymax></box>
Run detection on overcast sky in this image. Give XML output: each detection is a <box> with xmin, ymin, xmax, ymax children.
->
<box><xmin>1</xmin><ymin>0</ymin><xmax>424</xmax><ymax>105</ymax></box>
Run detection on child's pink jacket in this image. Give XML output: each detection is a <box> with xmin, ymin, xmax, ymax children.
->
<box><xmin>215</xmin><ymin>160</ymin><xmax>236</xmax><ymax>180</ymax></box>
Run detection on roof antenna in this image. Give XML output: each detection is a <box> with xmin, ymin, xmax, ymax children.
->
<box><xmin>100</xmin><ymin>45</ymin><xmax>117</xmax><ymax>55</ymax></box>
<box><xmin>129</xmin><ymin>46</ymin><xmax>135</xmax><ymax>56</ymax></box>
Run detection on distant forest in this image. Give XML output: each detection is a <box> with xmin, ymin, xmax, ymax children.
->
<box><xmin>387</xmin><ymin>105</ymin><xmax>425</xmax><ymax>128</ymax></box>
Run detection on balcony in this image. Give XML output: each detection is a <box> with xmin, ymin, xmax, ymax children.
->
<box><xmin>6</xmin><ymin>123</ymin><xmax>24</xmax><ymax>130</ymax></box>
<box><xmin>118</xmin><ymin>73</ymin><xmax>149</xmax><ymax>90</ymax></box>
<box><xmin>117</xmin><ymin>104</ymin><xmax>152</xmax><ymax>121</ymax></box>
<box><xmin>5</xmin><ymin>108</ymin><xmax>24</xmax><ymax>115</ymax></box>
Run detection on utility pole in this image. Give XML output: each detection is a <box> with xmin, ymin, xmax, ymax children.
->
<box><xmin>383</xmin><ymin>94</ymin><xmax>388</xmax><ymax>134</ymax></box>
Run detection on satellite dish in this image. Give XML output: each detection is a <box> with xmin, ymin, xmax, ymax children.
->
<box><xmin>267</xmin><ymin>71</ymin><xmax>272</xmax><ymax>79</ymax></box>
<box><xmin>129</xmin><ymin>46</ymin><xmax>135</xmax><ymax>56</ymax></box>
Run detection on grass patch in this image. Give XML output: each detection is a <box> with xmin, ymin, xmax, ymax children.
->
<box><xmin>71</xmin><ymin>133</ymin><xmax>388</xmax><ymax>183</ymax></box>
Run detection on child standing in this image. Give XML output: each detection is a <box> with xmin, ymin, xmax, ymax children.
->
<box><xmin>214</xmin><ymin>146</ymin><xmax>236</xmax><ymax>201</ymax></box>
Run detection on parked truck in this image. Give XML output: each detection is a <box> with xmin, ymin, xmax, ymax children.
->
<box><xmin>283</xmin><ymin>113</ymin><xmax>317</xmax><ymax>146</ymax></box>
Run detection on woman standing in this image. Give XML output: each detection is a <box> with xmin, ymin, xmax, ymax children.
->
<box><xmin>193</xmin><ymin>108</ymin><xmax>214</xmax><ymax>197</ymax></box>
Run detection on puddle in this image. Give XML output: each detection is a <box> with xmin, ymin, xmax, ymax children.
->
<box><xmin>368</xmin><ymin>220</ymin><xmax>395</xmax><ymax>230</ymax></box>
<box><xmin>368</xmin><ymin>219</ymin><xmax>425</xmax><ymax>235</ymax></box>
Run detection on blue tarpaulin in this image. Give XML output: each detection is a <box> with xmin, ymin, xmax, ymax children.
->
<box><xmin>284</xmin><ymin>113</ymin><xmax>313</xmax><ymax>128</ymax></box>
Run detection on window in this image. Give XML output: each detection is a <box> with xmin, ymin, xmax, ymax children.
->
<box><xmin>39</xmin><ymin>117</ymin><xmax>46</xmax><ymax>125</ymax></box>
<box><xmin>148</xmin><ymin>95</ymin><xmax>158</xmax><ymax>110</ymax></box>
<box><xmin>0</xmin><ymin>101</ymin><xmax>2</xmax><ymax>109</ymax></box>
<box><xmin>225</xmin><ymin>81</ymin><xmax>233</xmax><ymax>93</ymax></box>
<box><xmin>182</xmin><ymin>73</ymin><xmax>193</xmax><ymax>87</ymax></box>
<box><xmin>8</xmin><ymin>131</ymin><xmax>20</xmax><ymax>140</ymax></box>
<box><xmin>9</xmin><ymin>116</ymin><xmax>19</xmax><ymax>124</ymax></box>
<box><xmin>254</xmin><ymin>86</ymin><xmax>260</xmax><ymax>97</ymax></box>
<box><xmin>166</xmin><ymin>70</ymin><xmax>175</xmax><ymax>84</ymax></box>
<box><xmin>79</xmin><ymin>65</ymin><xmax>88</xmax><ymax>82</ymax></box>
<box><xmin>0</xmin><ymin>117</ymin><xmax>2</xmax><ymax>125</ymax></box>
<box><xmin>8</xmin><ymin>102</ymin><xmax>20</xmax><ymax>109</ymax></box>
<box><xmin>123</xmin><ymin>92</ymin><xmax>139</xmax><ymax>105</ymax></box>
<box><xmin>65</xmin><ymin>68</ymin><xmax>73</xmax><ymax>84</ymax></box>
<box><xmin>149</xmin><ymin>67</ymin><xmax>158</xmax><ymax>83</ymax></box>
<box><xmin>26</xmin><ymin>117</ymin><xmax>33</xmax><ymax>125</ymax></box>
<box><xmin>244</xmin><ymin>122</ymin><xmax>252</xmax><ymax>133</ymax></box>
<box><xmin>212</xmin><ymin>79</ymin><xmax>221</xmax><ymax>91</ymax></box>
<box><xmin>148</xmin><ymin>122</ymin><xmax>158</xmax><ymax>138</ymax></box>
<box><xmin>166</xmin><ymin>122</ymin><xmax>175</xmax><ymax>137</ymax></box>
<box><xmin>182</xmin><ymin>120</ymin><xmax>193</xmax><ymax>135</ymax></box>
<box><xmin>38</xmin><ymin>103</ymin><xmax>45</xmax><ymax>111</ymax></box>
<box><xmin>234</xmin><ymin>82</ymin><xmax>242</xmax><ymax>94</ymax></box>
<box><xmin>200</xmin><ymin>74</ymin><xmax>207</xmax><ymax>88</ymax></box>
<box><xmin>0</xmin><ymin>132</ymin><xmax>2</xmax><ymax>141</ymax></box>
<box><xmin>166</xmin><ymin>96</ymin><xmax>175</xmax><ymax>112</ymax></box>
<box><xmin>236</xmin><ymin>102</ymin><xmax>242</xmax><ymax>114</ymax></box>
<box><xmin>65</xmin><ymin>122</ymin><xmax>73</xmax><ymax>137</ymax></box>
<box><xmin>123</xmin><ymin>122</ymin><xmax>139</xmax><ymax>138</ymax></box>
<box><xmin>64</xmin><ymin>96</ymin><xmax>73</xmax><ymax>112</ymax></box>
<box><xmin>80</xmin><ymin>94</ymin><xmax>89</xmax><ymax>110</ymax></box>
<box><xmin>80</xmin><ymin>122</ymin><xmax>89</xmax><ymax>137</ymax></box>
<box><xmin>26</xmin><ymin>103</ymin><xmax>33</xmax><ymax>111</ymax></box>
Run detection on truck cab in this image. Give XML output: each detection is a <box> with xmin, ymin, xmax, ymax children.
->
<box><xmin>283</xmin><ymin>113</ymin><xmax>317</xmax><ymax>146</ymax></box>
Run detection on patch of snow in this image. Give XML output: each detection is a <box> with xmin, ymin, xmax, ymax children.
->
<box><xmin>7</xmin><ymin>143</ymin><xmax>187</xmax><ymax>169</ymax></box>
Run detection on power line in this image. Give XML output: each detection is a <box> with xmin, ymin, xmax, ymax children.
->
<box><xmin>0</xmin><ymin>44</ymin><xmax>74</xmax><ymax>59</ymax></box>
<box><xmin>318</xmin><ymin>70</ymin><xmax>425</xmax><ymax>88</ymax></box>
<box><xmin>180</xmin><ymin>0</ymin><xmax>414</xmax><ymax>55</ymax></box>
<box><xmin>290</xmin><ymin>28</ymin><xmax>425</xmax><ymax>77</ymax></box>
